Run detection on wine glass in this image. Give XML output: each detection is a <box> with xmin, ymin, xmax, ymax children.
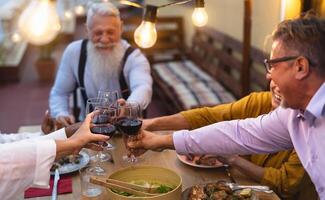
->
<box><xmin>86</xmin><ymin>98</ymin><xmax>110</xmax><ymax>174</ymax></box>
<box><xmin>116</xmin><ymin>101</ymin><xmax>143</xmax><ymax>163</ymax></box>
<box><xmin>91</xmin><ymin>106</ymin><xmax>117</xmax><ymax>140</ymax></box>
<box><xmin>97</xmin><ymin>90</ymin><xmax>119</xmax><ymax>151</ymax></box>
<box><xmin>97</xmin><ymin>90</ymin><xmax>119</xmax><ymax>108</ymax></box>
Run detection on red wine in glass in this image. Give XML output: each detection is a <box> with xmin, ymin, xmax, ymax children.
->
<box><xmin>116</xmin><ymin>118</ymin><xmax>142</xmax><ymax>135</ymax></box>
<box><xmin>91</xmin><ymin>124</ymin><xmax>116</xmax><ymax>137</ymax></box>
<box><xmin>92</xmin><ymin>114</ymin><xmax>109</xmax><ymax>124</ymax></box>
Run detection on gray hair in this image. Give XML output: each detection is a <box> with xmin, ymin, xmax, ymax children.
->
<box><xmin>272</xmin><ymin>11</ymin><xmax>325</xmax><ymax>76</ymax></box>
<box><xmin>86</xmin><ymin>1</ymin><xmax>120</xmax><ymax>28</ymax></box>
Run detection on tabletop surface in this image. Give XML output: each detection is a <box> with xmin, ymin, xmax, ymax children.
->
<box><xmin>20</xmin><ymin>128</ymin><xmax>280</xmax><ymax>200</ymax></box>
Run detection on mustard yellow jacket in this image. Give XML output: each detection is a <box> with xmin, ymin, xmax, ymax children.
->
<box><xmin>180</xmin><ymin>92</ymin><xmax>317</xmax><ymax>200</ymax></box>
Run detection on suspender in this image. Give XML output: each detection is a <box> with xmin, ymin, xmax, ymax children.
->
<box><xmin>119</xmin><ymin>46</ymin><xmax>135</xmax><ymax>99</ymax></box>
<box><xmin>78</xmin><ymin>39</ymin><xmax>89</xmax><ymax>105</ymax></box>
<box><xmin>77</xmin><ymin>39</ymin><xmax>135</xmax><ymax>105</ymax></box>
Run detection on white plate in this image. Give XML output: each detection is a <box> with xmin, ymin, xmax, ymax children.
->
<box><xmin>51</xmin><ymin>151</ymin><xmax>89</xmax><ymax>175</ymax></box>
<box><xmin>176</xmin><ymin>154</ymin><xmax>225</xmax><ymax>168</ymax></box>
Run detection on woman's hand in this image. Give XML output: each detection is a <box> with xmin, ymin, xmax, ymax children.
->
<box><xmin>68</xmin><ymin>112</ymin><xmax>110</xmax><ymax>153</ymax></box>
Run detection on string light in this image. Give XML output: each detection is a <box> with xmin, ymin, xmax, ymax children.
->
<box><xmin>64</xmin><ymin>10</ymin><xmax>73</xmax><ymax>19</ymax></box>
<box><xmin>11</xmin><ymin>33</ymin><xmax>22</xmax><ymax>43</ymax></box>
<box><xmin>134</xmin><ymin>5</ymin><xmax>157</xmax><ymax>48</ymax></box>
<box><xmin>74</xmin><ymin>5</ymin><xmax>86</xmax><ymax>16</ymax></box>
<box><xmin>18</xmin><ymin>0</ymin><xmax>61</xmax><ymax>46</ymax></box>
<box><xmin>192</xmin><ymin>0</ymin><xmax>208</xmax><ymax>27</ymax></box>
<box><xmin>15</xmin><ymin>0</ymin><xmax>208</xmax><ymax>48</ymax></box>
<box><xmin>130</xmin><ymin>0</ymin><xmax>208</xmax><ymax>48</ymax></box>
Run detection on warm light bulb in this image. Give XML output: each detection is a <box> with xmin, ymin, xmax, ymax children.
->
<box><xmin>192</xmin><ymin>7</ymin><xmax>208</xmax><ymax>27</ymax></box>
<box><xmin>11</xmin><ymin>33</ymin><xmax>22</xmax><ymax>43</ymax></box>
<box><xmin>18</xmin><ymin>0</ymin><xmax>61</xmax><ymax>45</ymax></box>
<box><xmin>64</xmin><ymin>10</ymin><xmax>73</xmax><ymax>19</ymax></box>
<box><xmin>74</xmin><ymin>5</ymin><xmax>86</xmax><ymax>16</ymax></box>
<box><xmin>134</xmin><ymin>21</ymin><xmax>157</xmax><ymax>48</ymax></box>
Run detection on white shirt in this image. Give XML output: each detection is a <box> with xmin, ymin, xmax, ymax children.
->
<box><xmin>0</xmin><ymin>129</ymin><xmax>67</xmax><ymax>200</ymax></box>
<box><xmin>49</xmin><ymin>39</ymin><xmax>153</xmax><ymax>119</ymax></box>
<box><xmin>0</xmin><ymin>130</ymin><xmax>65</xmax><ymax>144</ymax></box>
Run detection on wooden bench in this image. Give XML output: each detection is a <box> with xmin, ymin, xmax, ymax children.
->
<box><xmin>123</xmin><ymin>17</ymin><xmax>268</xmax><ymax>114</ymax></box>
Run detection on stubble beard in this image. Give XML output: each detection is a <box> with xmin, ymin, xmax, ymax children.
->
<box><xmin>280</xmin><ymin>99</ymin><xmax>289</xmax><ymax>109</ymax></box>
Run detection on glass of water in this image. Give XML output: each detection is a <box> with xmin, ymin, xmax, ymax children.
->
<box><xmin>79</xmin><ymin>167</ymin><xmax>103</xmax><ymax>197</ymax></box>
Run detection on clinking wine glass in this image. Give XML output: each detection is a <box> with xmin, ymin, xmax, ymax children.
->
<box><xmin>96</xmin><ymin>90</ymin><xmax>119</xmax><ymax>157</ymax></box>
<box><xmin>97</xmin><ymin>90</ymin><xmax>119</xmax><ymax>108</ymax></box>
<box><xmin>86</xmin><ymin>98</ymin><xmax>110</xmax><ymax>174</ymax></box>
<box><xmin>91</xmin><ymin>106</ymin><xmax>117</xmax><ymax>142</ymax></box>
<box><xmin>116</xmin><ymin>101</ymin><xmax>143</xmax><ymax>163</ymax></box>
<box><xmin>91</xmin><ymin>105</ymin><xmax>117</xmax><ymax>162</ymax></box>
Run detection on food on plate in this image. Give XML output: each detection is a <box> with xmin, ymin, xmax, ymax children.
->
<box><xmin>205</xmin><ymin>182</ymin><xmax>232</xmax><ymax>195</ymax></box>
<box><xmin>188</xmin><ymin>155</ymin><xmax>223</xmax><ymax>166</ymax></box>
<box><xmin>239</xmin><ymin>188</ymin><xmax>252</xmax><ymax>198</ymax></box>
<box><xmin>188</xmin><ymin>181</ymin><xmax>253</xmax><ymax>200</ymax></box>
<box><xmin>189</xmin><ymin>185</ymin><xmax>208</xmax><ymax>199</ymax></box>
<box><xmin>50</xmin><ymin>154</ymin><xmax>82</xmax><ymax>171</ymax></box>
<box><xmin>210</xmin><ymin>190</ymin><xmax>228</xmax><ymax>199</ymax></box>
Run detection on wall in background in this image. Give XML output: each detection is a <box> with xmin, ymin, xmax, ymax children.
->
<box><xmin>145</xmin><ymin>0</ymin><xmax>282</xmax><ymax>51</ymax></box>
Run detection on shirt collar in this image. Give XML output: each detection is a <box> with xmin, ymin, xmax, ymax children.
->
<box><xmin>305</xmin><ymin>82</ymin><xmax>325</xmax><ymax>119</ymax></box>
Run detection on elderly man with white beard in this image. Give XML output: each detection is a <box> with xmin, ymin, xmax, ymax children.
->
<box><xmin>49</xmin><ymin>1</ymin><xmax>153</xmax><ymax>126</ymax></box>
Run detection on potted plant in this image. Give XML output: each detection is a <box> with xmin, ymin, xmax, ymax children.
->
<box><xmin>35</xmin><ymin>41</ymin><xmax>56</xmax><ymax>82</ymax></box>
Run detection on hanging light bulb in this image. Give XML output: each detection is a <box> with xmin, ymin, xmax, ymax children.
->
<box><xmin>74</xmin><ymin>5</ymin><xmax>86</xmax><ymax>16</ymax></box>
<box><xmin>134</xmin><ymin>5</ymin><xmax>158</xmax><ymax>48</ymax></box>
<box><xmin>64</xmin><ymin>10</ymin><xmax>73</xmax><ymax>20</ymax></box>
<box><xmin>18</xmin><ymin>0</ymin><xmax>61</xmax><ymax>46</ymax></box>
<box><xmin>11</xmin><ymin>32</ymin><xmax>22</xmax><ymax>43</ymax></box>
<box><xmin>192</xmin><ymin>0</ymin><xmax>208</xmax><ymax>27</ymax></box>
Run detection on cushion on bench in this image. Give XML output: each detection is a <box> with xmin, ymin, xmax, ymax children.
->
<box><xmin>153</xmin><ymin>60</ymin><xmax>235</xmax><ymax>110</ymax></box>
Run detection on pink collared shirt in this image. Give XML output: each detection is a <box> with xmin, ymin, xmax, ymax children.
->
<box><xmin>174</xmin><ymin>83</ymin><xmax>325</xmax><ymax>199</ymax></box>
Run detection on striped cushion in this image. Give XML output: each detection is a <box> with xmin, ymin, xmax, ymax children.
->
<box><xmin>154</xmin><ymin>60</ymin><xmax>213</xmax><ymax>85</ymax></box>
<box><xmin>153</xmin><ymin>60</ymin><xmax>236</xmax><ymax>110</ymax></box>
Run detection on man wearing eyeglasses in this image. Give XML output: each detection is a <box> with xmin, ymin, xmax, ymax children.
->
<box><xmin>128</xmin><ymin>12</ymin><xmax>325</xmax><ymax>199</ymax></box>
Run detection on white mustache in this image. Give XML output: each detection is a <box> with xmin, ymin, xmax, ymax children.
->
<box><xmin>94</xmin><ymin>43</ymin><xmax>117</xmax><ymax>48</ymax></box>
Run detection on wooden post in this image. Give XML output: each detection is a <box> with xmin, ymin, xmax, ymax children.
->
<box><xmin>302</xmin><ymin>0</ymin><xmax>312</xmax><ymax>12</ymax></box>
<box><xmin>241</xmin><ymin>0</ymin><xmax>252</xmax><ymax>96</ymax></box>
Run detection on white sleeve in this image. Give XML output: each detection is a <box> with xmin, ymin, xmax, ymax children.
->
<box><xmin>41</xmin><ymin>128</ymin><xmax>67</xmax><ymax>140</ymax></box>
<box><xmin>49</xmin><ymin>42</ymin><xmax>79</xmax><ymax>118</ymax></box>
<box><xmin>125</xmin><ymin>49</ymin><xmax>153</xmax><ymax>110</ymax></box>
<box><xmin>0</xmin><ymin>132</ymin><xmax>43</xmax><ymax>144</ymax></box>
<box><xmin>0</xmin><ymin>128</ymin><xmax>67</xmax><ymax>144</ymax></box>
<box><xmin>0</xmin><ymin>139</ymin><xmax>56</xmax><ymax>200</ymax></box>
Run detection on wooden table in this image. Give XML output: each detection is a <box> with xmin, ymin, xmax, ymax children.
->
<box><xmin>20</xmin><ymin>128</ymin><xmax>280</xmax><ymax>200</ymax></box>
<box><xmin>19</xmin><ymin>126</ymin><xmax>279</xmax><ymax>200</ymax></box>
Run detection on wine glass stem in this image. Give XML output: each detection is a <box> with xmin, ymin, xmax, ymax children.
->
<box><xmin>96</xmin><ymin>152</ymin><xmax>101</xmax><ymax>166</ymax></box>
<box><xmin>130</xmin><ymin>154</ymin><xmax>137</xmax><ymax>163</ymax></box>
<box><xmin>128</xmin><ymin>136</ymin><xmax>138</xmax><ymax>163</ymax></box>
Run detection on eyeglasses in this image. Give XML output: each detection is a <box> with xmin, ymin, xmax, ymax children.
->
<box><xmin>263</xmin><ymin>56</ymin><xmax>299</xmax><ymax>73</ymax></box>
